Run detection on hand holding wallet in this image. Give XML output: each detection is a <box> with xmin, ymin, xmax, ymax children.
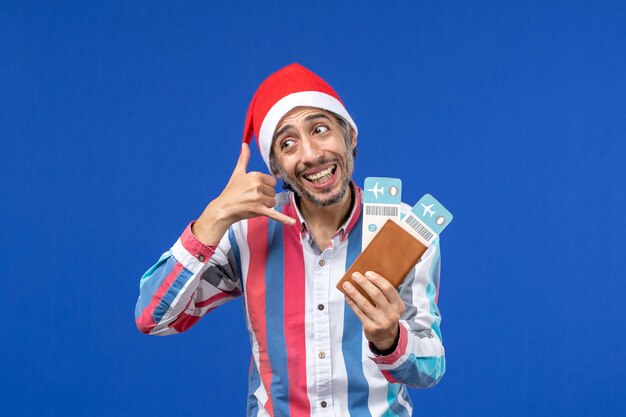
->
<box><xmin>336</xmin><ymin>219</ymin><xmax>428</xmax><ymax>305</ymax></box>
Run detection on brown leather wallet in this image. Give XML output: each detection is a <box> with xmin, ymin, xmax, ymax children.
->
<box><xmin>337</xmin><ymin>219</ymin><xmax>428</xmax><ymax>306</ymax></box>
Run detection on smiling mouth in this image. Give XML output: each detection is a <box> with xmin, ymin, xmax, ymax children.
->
<box><xmin>302</xmin><ymin>164</ymin><xmax>337</xmax><ymax>184</ymax></box>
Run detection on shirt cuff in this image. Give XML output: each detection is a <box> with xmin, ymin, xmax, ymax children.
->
<box><xmin>368</xmin><ymin>322</ymin><xmax>409</xmax><ymax>365</ymax></box>
<box><xmin>180</xmin><ymin>221</ymin><xmax>217</xmax><ymax>263</ymax></box>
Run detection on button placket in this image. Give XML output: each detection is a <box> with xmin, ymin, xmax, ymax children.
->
<box><xmin>312</xmin><ymin>250</ymin><xmax>333</xmax><ymax>411</ymax></box>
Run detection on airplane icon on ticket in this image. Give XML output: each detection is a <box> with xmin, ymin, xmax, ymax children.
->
<box><xmin>421</xmin><ymin>203</ymin><xmax>436</xmax><ymax>217</ymax></box>
<box><xmin>366</xmin><ymin>182</ymin><xmax>385</xmax><ymax>199</ymax></box>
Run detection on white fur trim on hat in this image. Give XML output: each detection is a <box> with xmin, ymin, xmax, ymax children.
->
<box><xmin>258</xmin><ymin>91</ymin><xmax>358</xmax><ymax>168</ymax></box>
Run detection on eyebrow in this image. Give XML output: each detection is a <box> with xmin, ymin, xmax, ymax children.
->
<box><xmin>273</xmin><ymin>113</ymin><xmax>332</xmax><ymax>143</ymax></box>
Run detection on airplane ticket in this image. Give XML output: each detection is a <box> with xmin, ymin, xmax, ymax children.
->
<box><xmin>362</xmin><ymin>177</ymin><xmax>402</xmax><ymax>250</ymax></box>
<box><xmin>400</xmin><ymin>194</ymin><xmax>454</xmax><ymax>246</ymax></box>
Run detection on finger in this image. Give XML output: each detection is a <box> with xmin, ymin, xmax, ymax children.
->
<box><xmin>362</xmin><ymin>271</ymin><xmax>401</xmax><ymax>308</ymax></box>
<box><xmin>261</xmin><ymin>207</ymin><xmax>297</xmax><ymax>225</ymax></box>
<box><xmin>342</xmin><ymin>279</ymin><xmax>378</xmax><ymax>320</ymax></box>
<box><xmin>234</xmin><ymin>142</ymin><xmax>251</xmax><ymax>174</ymax></box>
<box><xmin>244</xmin><ymin>173</ymin><xmax>275</xmax><ymax>195</ymax></box>
<box><xmin>259</xmin><ymin>173</ymin><xmax>277</xmax><ymax>187</ymax></box>
<box><xmin>364</xmin><ymin>271</ymin><xmax>404</xmax><ymax>312</ymax></box>
<box><xmin>352</xmin><ymin>272</ymin><xmax>391</xmax><ymax>311</ymax></box>
<box><xmin>260</xmin><ymin>195</ymin><xmax>276</xmax><ymax>208</ymax></box>
<box><xmin>258</xmin><ymin>183</ymin><xmax>277</xmax><ymax>197</ymax></box>
<box><xmin>344</xmin><ymin>293</ymin><xmax>375</xmax><ymax>326</ymax></box>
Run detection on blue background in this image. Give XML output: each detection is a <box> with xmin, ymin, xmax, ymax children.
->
<box><xmin>2</xmin><ymin>1</ymin><xmax>625</xmax><ymax>416</ymax></box>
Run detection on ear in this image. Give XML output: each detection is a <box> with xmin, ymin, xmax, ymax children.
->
<box><xmin>350</xmin><ymin>128</ymin><xmax>357</xmax><ymax>149</ymax></box>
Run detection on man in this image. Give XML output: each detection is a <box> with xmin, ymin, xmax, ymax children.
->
<box><xmin>135</xmin><ymin>63</ymin><xmax>445</xmax><ymax>416</ymax></box>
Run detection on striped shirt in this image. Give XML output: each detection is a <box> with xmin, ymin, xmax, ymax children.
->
<box><xmin>135</xmin><ymin>186</ymin><xmax>445</xmax><ymax>416</ymax></box>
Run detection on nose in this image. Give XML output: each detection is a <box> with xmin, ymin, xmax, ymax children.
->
<box><xmin>300</xmin><ymin>136</ymin><xmax>323</xmax><ymax>164</ymax></box>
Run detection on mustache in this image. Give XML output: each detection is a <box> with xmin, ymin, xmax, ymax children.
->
<box><xmin>296</xmin><ymin>157</ymin><xmax>340</xmax><ymax>177</ymax></box>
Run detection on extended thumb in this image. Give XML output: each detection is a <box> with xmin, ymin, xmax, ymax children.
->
<box><xmin>236</xmin><ymin>142</ymin><xmax>251</xmax><ymax>172</ymax></box>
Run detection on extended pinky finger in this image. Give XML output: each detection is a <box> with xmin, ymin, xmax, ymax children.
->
<box><xmin>262</xmin><ymin>207</ymin><xmax>296</xmax><ymax>225</ymax></box>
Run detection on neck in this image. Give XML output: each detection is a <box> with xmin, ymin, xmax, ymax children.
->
<box><xmin>297</xmin><ymin>183</ymin><xmax>354</xmax><ymax>234</ymax></box>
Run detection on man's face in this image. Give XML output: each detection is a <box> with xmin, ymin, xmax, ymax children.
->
<box><xmin>271</xmin><ymin>107</ymin><xmax>356</xmax><ymax>207</ymax></box>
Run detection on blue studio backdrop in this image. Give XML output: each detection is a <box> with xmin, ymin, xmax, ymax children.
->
<box><xmin>1</xmin><ymin>1</ymin><xmax>625</xmax><ymax>416</ymax></box>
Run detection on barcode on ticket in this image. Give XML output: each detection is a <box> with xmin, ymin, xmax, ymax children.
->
<box><xmin>365</xmin><ymin>205</ymin><xmax>399</xmax><ymax>217</ymax></box>
<box><xmin>404</xmin><ymin>214</ymin><xmax>435</xmax><ymax>242</ymax></box>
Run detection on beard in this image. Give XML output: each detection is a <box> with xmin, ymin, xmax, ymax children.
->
<box><xmin>277</xmin><ymin>149</ymin><xmax>355</xmax><ymax>208</ymax></box>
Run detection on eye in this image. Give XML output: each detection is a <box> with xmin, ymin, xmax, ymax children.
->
<box><xmin>314</xmin><ymin>125</ymin><xmax>329</xmax><ymax>135</ymax></box>
<box><xmin>280</xmin><ymin>139</ymin><xmax>296</xmax><ymax>150</ymax></box>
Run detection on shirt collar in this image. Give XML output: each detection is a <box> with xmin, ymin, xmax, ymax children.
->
<box><xmin>289</xmin><ymin>181</ymin><xmax>363</xmax><ymax>241</ymax></box>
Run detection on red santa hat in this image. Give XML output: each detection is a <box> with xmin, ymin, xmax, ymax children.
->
<box><xmin>242</xmin><ymin>63</ymin><xmax>358</xmax><ymax>170</ymax></box>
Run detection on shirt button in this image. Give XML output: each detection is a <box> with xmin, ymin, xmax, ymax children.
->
<box><xmin>320</xmin><ymin>401</ymin><xmax>327</xmax><ymax>408</ymax></box>
<box><xmin>317</xmin><ymin>304</ymin><xmax>325</xmax><ymax>311</ymax></box>
<box><xmin>196</xmin><ymin>254</ymin><xmax>205</xmax><ymax>262</ymax></box>
<box><xmin>319</xmin><ymin>260</ymin><xmax>325</xmax><ymax>267</ymax></box>
<box><xmin>319</xmin><ymin>351</ymin><xmax>326</xmax><ymax>359</ymax></box>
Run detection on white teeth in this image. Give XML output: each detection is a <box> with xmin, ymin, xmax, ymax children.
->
<box><xmin>311</xmin><ymin>173</ymin><xmax>332</xmax><ymax>184</ymax></box>
<box><xmin>304</xmin><ymin>166</ymin><xmax>334</xmax><ymax>181</ymax></box>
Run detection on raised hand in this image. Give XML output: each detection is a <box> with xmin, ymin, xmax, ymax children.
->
<box><xmin>193</xmin><ymin>143</ymin><xmax>296</xmax><ymax>245</ymax></box>
<box><xmin>342</xmin><ymin>271</ymin><xmax>406</xmax><ymax>351</ymax></box>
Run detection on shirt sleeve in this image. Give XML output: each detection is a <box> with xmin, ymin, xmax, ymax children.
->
<box><xmin>134</xmin><ymin>221</ymin><xmax>243</xmax><ymax>336</ymax></box>
<box><xmin>368</xmin><ymin>239</ymin><xmax>446</xmax><ymax>388</ymax></box>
